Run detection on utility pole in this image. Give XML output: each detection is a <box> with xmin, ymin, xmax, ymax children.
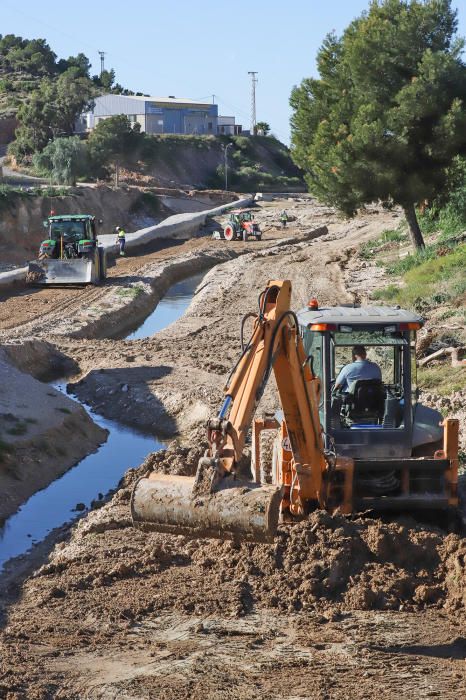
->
<box><xmin>221</xmin><ymin>143</ymin><xmax>233</xmax><ymax>191</ymax></box>
<box><xmin>248</xmin><ymin>71</ymin><xmax>258</xmax><ymax>135</ymax></box>
<box><xmin>98</xmin><ymin>51</ymin><xmax>106</xmax><ymax>77</ymax></box>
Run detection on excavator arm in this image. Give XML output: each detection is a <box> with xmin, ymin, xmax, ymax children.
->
<box><xmin>131</xmin><ymin>280</ymin><xmax>332</xmax><ymax>543</ymax></box>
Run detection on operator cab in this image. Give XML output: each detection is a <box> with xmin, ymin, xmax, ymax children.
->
<box><xmin>230</xmin><ymin>209</ymin><xmax>254</xmax><ymax>220</ymax></box>
<box><xmin>297</xmin><ymin>301</ymin><xmax>444</xmax><ymax>460</ymax></box>
<box><xmin>41</xmin><ymin>215</ymin><xmax>98</xmax><ymax>259</ymax></box>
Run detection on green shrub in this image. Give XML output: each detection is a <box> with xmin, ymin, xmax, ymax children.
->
<box><xmin>129</xmin><ymin>191</ymin><xmax>161</xmax><ymax>216</ymax></box>
<box><xmin>115</xmin><ymin>286</ymin><xmax>144</xmax><ymax>298</ymax></box>
<box><xmin>0</xmin><ymin>437</ymin><xmax>13</xmax><ymax>462</ymax></box>
<box><xmin>6</xmin><ymin>422</ymin><xmax>28</xmax><ymax>436</ymax></box>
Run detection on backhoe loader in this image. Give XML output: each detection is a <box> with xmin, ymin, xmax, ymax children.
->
<box><xmin>131</xmin><ymin>280</ymin><xmax>459</xmax><ymax>543</ymax></box>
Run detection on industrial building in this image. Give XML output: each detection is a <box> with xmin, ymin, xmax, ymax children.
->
<box><xmin>77</xmin><ymin>94</ymin><xmax>241</xmax><ymax>136</ymax></box>
<box><xmin>217</xmin><ymin>116</ymin><xmax>242</xmax><ymax>135</ymax></box>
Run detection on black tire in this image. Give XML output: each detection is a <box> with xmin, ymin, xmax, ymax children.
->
<box><xmin>98</xmin><ymin>247</ymin><xmax>107</xmax><ymax>281</ymax></box>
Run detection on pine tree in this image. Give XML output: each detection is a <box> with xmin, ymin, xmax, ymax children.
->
<box><xmin>290</xmin><ymin>0</ymin><xmax>466</xmax><ymax>249</ymax></box>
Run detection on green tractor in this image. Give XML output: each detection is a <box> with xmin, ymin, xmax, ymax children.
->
<box><xmin>27</xmin><ymin>214</ymin><xmax>108</xmax><ymax>285</ymax></box>
<box><xmin>222</xmin><ymin>209</ymin><xmax>262</xmax><ymax>241</ymax></box>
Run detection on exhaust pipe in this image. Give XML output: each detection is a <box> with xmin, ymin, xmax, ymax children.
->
<box><xmin>131</xmin><ymin>472</ymin><xmax>282</xmax><ymax>543</ymax></box>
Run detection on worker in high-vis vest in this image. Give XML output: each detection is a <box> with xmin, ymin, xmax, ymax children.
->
<box><xmin>115</xmin><ymin>226</ymin><xmax>126</xmax><ymax>256</ymax></box>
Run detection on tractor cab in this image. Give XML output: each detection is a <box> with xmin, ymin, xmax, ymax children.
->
<box><xmin>40</xmin><ymin>215</ymin><xmax>99</xmax><ymax>259</ymax></box>
<box><xmin>297</xmin><ymin>302</ymin><xmax>444</xmax><ymax>460</ymax></box>
<box><xmin>28</xmin><ymin>214</ymin><xmax>107</xmax><ymax>285</ymax></box>
<box><xmin>222</xmin><ymin>209</ymin><xmax>262</xmax><ymax>241</ymax></box>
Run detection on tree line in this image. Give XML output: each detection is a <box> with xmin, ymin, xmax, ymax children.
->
<box><xmin>0</xmin><ymin>33</ymin><xmax>143</xmax><ymax>161</ymax></box>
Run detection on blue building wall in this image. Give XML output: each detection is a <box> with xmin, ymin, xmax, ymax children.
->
<box><xmin>149</xmin><ymin>103</ymin><xmax>218</xmax><ymax>134</ymax></box>
<box><xmin>84</xmin><ymin>95</ymin><xmax>219</xmax><ymax>135</ymax></box>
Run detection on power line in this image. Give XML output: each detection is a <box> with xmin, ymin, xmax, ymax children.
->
<box><xmin>215</xmin><ymin>94</ymin><xmax>250</xmax><ymax>122</ymax></box>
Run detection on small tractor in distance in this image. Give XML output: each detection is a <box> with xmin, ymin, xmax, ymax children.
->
<box><xmin>222</xmin><ymin>209</ymin><xmax>262</xmax><ymax>241</ymax></box>
<box><xmin>27</xmin><ymin>214</ymin><xmax>108</xmax><ymax>285</ymax></box>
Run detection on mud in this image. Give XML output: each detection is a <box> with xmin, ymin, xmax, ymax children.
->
<box><xmin>0</xmin><ymin>448</ymin><xmax>464</xmax><ymax>698</ymax></box>
<box><xmin>0</xmin><ymin>199</ymin><xmax>464</xmax><ymax>699</ymax></box>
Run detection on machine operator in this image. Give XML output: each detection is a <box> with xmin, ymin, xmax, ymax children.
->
<box><xmin>334</xmin><ymin>345</ymin><xmax>382</xmax><ymax>393</ymax></box>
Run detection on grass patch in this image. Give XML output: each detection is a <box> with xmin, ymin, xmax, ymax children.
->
<box><xmin>56</xmin><ymin>407</ymin><xmax>72</xmax><ymax>415</ymax></box>
<box><xmin>0</xmin><ymin>437</ymin><xmax>13</xmax><ymax>462</ymax></box>
<box><xmin>359</xmin><ymin>228</ymin><xmax>407</xmax><ymax>260</ymax></box>
<box><xmin>418</xmin><ymin>204</ymin><xmax>466</xmax><ymax>241</ymax></box>
<box><xmin>418</xmin><ymin>364</ymin><xmax>466</xmax><ymax>396</ymax></box>
<box><xmin>375</xmin><ymin>243</ymin><xmax>466</xmax><ymax>311</ymax></box>
<box><xmin>116</xmin><ymin>286</ymin><xmax>144</xmax><ymax>298</ymax></box>
<box><xmin>6</xmin><ymin>422</ymin><xmax>28</xmax><ymax>436</ymax></box>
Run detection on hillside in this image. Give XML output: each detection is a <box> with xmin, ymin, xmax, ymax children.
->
<box><xmin>0</xmin><ymin>34</ymin><xmax>303</xmax><ymax>192</ymax></box>
<box><xmin>126</xmin><ymin>134</ymin><xmax>304</xmax><ymax>192</ymax></box>
<box><xmin>0</xmin><ymin>35</ymin><xmax>59</xmax><ymax>141</ymax></box>
<box><xmin>0</xmin><ymin>36</ymin><xmax>55</xmax><ymax>119</ymax></box>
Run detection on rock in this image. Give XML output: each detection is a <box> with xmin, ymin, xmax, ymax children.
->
<box><xmin>49</xmin><ymin>586</ymin><xmax>66</xmax><ymax>599</ymax></box>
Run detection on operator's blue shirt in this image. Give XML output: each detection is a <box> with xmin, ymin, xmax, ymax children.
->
<box><xmin>335</xmin><ymin>359</ymin><xmax>382</xmax><ymax>392</ymax></box>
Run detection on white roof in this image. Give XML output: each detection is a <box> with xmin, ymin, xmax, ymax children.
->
<box><xmin>98</xmin><ymin>94</ymin><xmax>212</xmax><ymax>106</ymax></box>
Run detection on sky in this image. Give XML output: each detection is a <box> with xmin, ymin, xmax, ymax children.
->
<box><xmin>1</xmin><ymin>0</ymin><xmax>465</xmax><ymax>144</ymax></box>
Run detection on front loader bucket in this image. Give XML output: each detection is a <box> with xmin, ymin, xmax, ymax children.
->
<box><xmin>131</xmin><ymin>473</ymin><xmax>283</xmax><ymax>543</ymax></box>
<box><xmin>27</xmin><ymin>258</ymin><xmax>93</xmax><ymax>285</ymax></box>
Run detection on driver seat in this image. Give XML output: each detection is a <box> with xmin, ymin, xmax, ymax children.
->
<box><xmin>341</xmin><ymin>379</ymin><xmax>386</xmax><ymax>426</ymax></box>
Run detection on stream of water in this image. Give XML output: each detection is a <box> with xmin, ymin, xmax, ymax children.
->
<box><xmin>0</xmin><ymin>272</ymin><xmax>204</xmax><ymax>571</ymax></box>
<box><xmin>125</xmin><ymin>273</ymin><xmax>205</xmax><ymax>341</ymax></box>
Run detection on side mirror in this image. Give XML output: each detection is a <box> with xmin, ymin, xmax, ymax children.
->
<box><xmin>98</xmin><ymin>219</ymin><xmax>103</xmax><ymax>225</ymax></box>
<box><xmin>42</xmin><ymin>221</ymin><xmax>48</xmax><ymax>228</ymax></box>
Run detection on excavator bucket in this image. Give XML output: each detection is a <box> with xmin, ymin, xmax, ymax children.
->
<box><xmin>131</xmin><ymin>472</ymin><xmax>283</xmax><ymax>543</ymax></box>
<box><xmin>27</xmin><ymin>258</ymin><xmax>94</xmax><ymax>285</ymax></box>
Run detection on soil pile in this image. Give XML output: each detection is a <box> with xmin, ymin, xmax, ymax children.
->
<box><xmin>15</xmin><ymin>445</ymin><xmax>463</xmax><ymax>637</ymax></box>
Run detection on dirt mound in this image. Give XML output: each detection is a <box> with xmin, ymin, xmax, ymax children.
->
<box><xmin>2</xmin><ymin>339</ymin><xmax>78</xmax><ymax>381</ymax></box>
<box><xmin>20</xmin><ymin>445</ymin><xmax>463</xmax><ymax>636</ymax></box>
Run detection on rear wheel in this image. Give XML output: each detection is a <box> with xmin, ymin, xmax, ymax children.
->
<box><xmin>98</xmin><ymin>247</ymin><xmax>107</xmax><ymax>281</ymax></box>
<box><xmin>223</xmin><ymin>224</ymin><xmax>235</xmax><ymax>241</ymax></box>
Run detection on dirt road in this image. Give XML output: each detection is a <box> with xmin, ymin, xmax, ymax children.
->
<box><xmin>0</xmin><ymin>198</ymin><xmax>464</xmax><ymax>699</ymax></box>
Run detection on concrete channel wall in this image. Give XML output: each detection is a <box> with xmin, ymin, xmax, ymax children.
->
<box><xmin>0</xmin><ymin>195</ymin><xmax>253</xmax><ymax>289</ymax></box>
